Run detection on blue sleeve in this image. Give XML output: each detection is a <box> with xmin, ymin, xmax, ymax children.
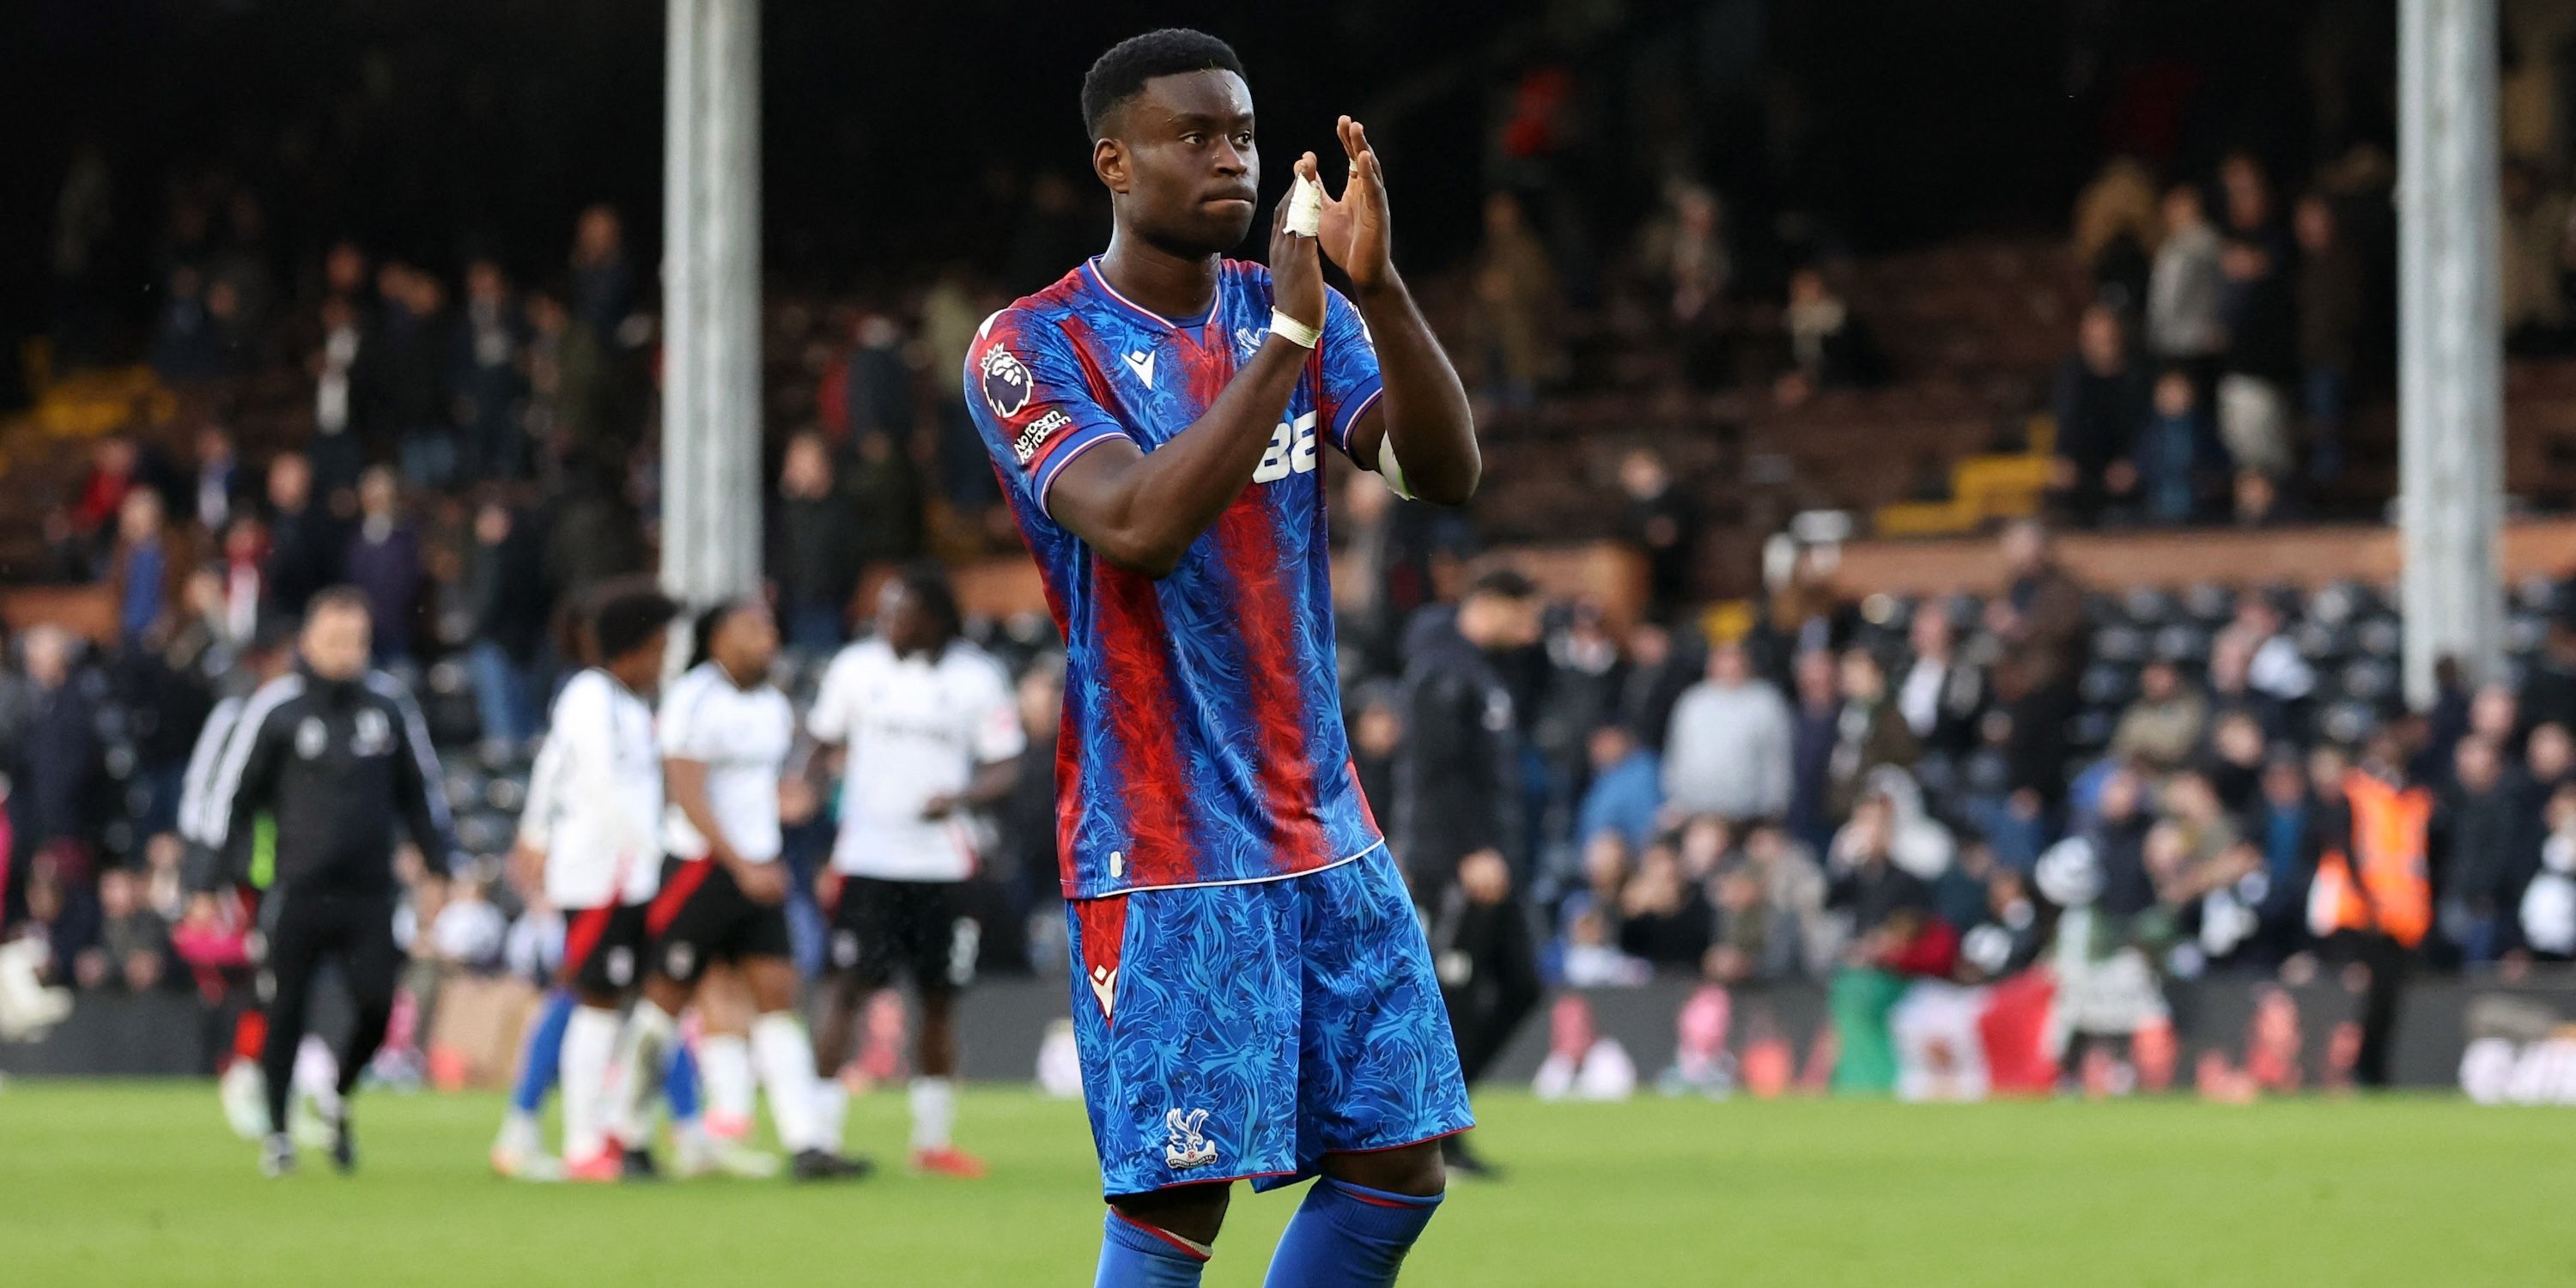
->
<box><xmin>1316</xmin><ymin>287</ymin><xmax>1384</xmax><ymax>459</ymax></box>
<box><xmin>963</xmin><ymin>309</ymin><xmax>1130</xmax><ymax>521</ymax></box>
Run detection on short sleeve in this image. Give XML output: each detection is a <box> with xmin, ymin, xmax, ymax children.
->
<box><xmin>964</xmin><ymin>309</ymin><xmax>1129</xmax><ymax>520</ymax></box>
<box><xmin>1316</xmin><ymin>287</ymin><xmax>1384</xmax><ymax>458</ymax></box>
<box><xmin>806</xmin><ymin>649</ymin><xmax>860</xmax><ymax>744</ymax></box>
<box><xmin>657</xmin><ymin>673</ymin><xmax>720</xmax><ymax>761</ymax></box>
<box><xmin>969</xmin><ymin>663</ymin><xmax>1028</xmax><ymax>765</ymax></box>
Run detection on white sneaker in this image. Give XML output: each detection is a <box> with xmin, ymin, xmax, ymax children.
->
<box><xmin>291</xmin><ymin>1094</ymin><xmax>335</xmax><ymax>1151</ymax></box>
<box><xmin>220</xmin><ymin>1060</ymin><xmax>269</xmax><ymax>1141</ymax></box>
<box><xmin>491</xmin><ymin>1140</ymin><xmax>566</xmax><ymax>1182</ymax></box>
<box><xmin>673</xmin><ymin>1130</ymin><xmax>781</xmax><ymax>1180</ymax></box>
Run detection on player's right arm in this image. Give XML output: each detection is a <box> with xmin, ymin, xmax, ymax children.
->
<box><xmin>983</xmin><ymin>168</ymin><xmax>1328</xmax><ymax>579</ymax></box>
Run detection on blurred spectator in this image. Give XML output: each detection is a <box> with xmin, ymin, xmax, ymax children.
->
<box><xmin>2223</xmin><ymin>597</ymin><xmax>2314</xmax><ymax>727</ymax></box>
<box><xmin>1773</xmin><ymin>266</ymin><xmax>1880</xmax><ymax>406</ymax></box>
<box><xmin>2070</xmin><ymin>155</ymin><xmax>2159</xmax><ymax>306</ymax></box>
<box><xmin>1826</xmin><ymin>649</ymin><xmax>1917</xmax><ymax>824</ymax></box>
<box><xmin>343</xmin><ymin>467</ymin><xmax>423</xmax><ymax>665</ymax></box>
<box><xmin>1003</xmin><ymin>658</ymin><xmax>1067</xmax><ymax>951</ymax></box>
<box><xmin>2434</xmin><ymin>736</ymin><xmax>2532</xmax><ymax>967</ymax></box>
<box><xmin>374</xmin><ymin>264</ymin><xmax>457</xmax><ymax>488</ymax></box>
<box><xmin>1662</xmin><ymin>642</ymin><xmax>1793</xmax><ymax>823</ymax></box>
<box><xmin>1990</xmin><ymin>519</ymin><xmax>2088</xmax><ymax>691</ymax></box>
<box><xmin>2293</xmin><ymin>196</ymin><xmax>2363</xmax><ymax>483</ymax></box>
<box><xmin>217</xmin><ymin>516</ymin><xmax>266</xmax><ymax>645</ymax></box>
<box><xmin>308</xmin><ymin>294</ymin><xmax>368</xmax><ymax>491</ymax></box>
<box><xmin>1896</xmin><ymin>606</ymin><xmax>1985</xmax><ymax>759</ymax></box>
<box><xmin>2109</xmin><ymin>659</ymin><xmax>2207</xmax><ymax>775</ymax></box>
<box><xmin>848</xmin><ymin>431</ymin><xmax>927</xmax><ymax>571</ymax></box>
<box><xmin>2050</xmin><ymin>304</ymin><xmax>2151</xmax><ymax>526</ymax></box>
<box><xmin>1644</xmin><ymin>181</ymin><xmax>1730</xmax><ymax>326</ymax></box>
<box><xmin>1574</xmin><ymin>725</ymin><xmax>1662</xmax><ymax>853</ymax></box>
<box><xmin>2521</xmin><ymin>782</ymin><xmax>2576</xmax><ymax>960</ymax></box>
<box><xmin>427</xmin><ymin>875</ymin><xmax>507</xmax><ymax>975</ymax></box>
<box><xmin>1350</xmin><ymin>684</ymin><xmax>1405</xmax><ymax>835</ymax></box>
<box><xmin>1786</xmin><ymin>650</ymin><xmax>1843</xmax><ymax>854</ymax></box>
<box><xmin>191</xmin><ymin>423</ymin><xmax>244</xmax><ymax>533</ymax></box>
<box><xmin>1619</xmin><ymin>449</ymin><xmax>1699</xmax><ymax>623</ymax></box>
<box><xmin>2134</xmin><ymin>368</ymin><xmax>2217</xmax><ymax>525</ymax></box>
<box><xmin>262</xmin><ymin>451</ymin><xmax>343</xmax><ymax>623</ymax></box>
<box><xmin>108</xmin><ymin>489</ymin><xmax>180</xmax><ymax>645</ymax></box>
<box><xmin>149</xmin><ymin>265</ymin><xmax>233</xmax><ymax>381</ymax></box>
<box><xmin>1615</xmin><ymin>839</ymin><xmax>1710</xmax><ymax>969</ymax></box>
<box><xmin>453</xmin><ymin>258</ymin><xmax>531</xmax><ymax>483</ymax></box>
<box><xmin>569</xmin><ymin>205</ymin><xmax>635</xmax><ymax>342</ymax></box>
<box><xmin>2083</xmin><ymin>768</ymin><xmax>2160</xmax><ymax>920</ymax></box>
<box><xmin>13</xmin><ymin>627</ymin><xmax>98</xmax><ymax>869</ymax></box>
<box><xmin>1618</xmin><ymin>621</ymin><xmax>1701</xmax><ymax>753</ymax></box>
<box><xmin>1468</xmin><ymin>191</ymin><xmax>1564</xmax><ymax>410</ymax></box>
<box><xmin>464</xmin><ymin>499</ymin><xmax>550</xmax><ymax>748</ymax></box>
<box><xmin>543</xmin><ymin>453</ymin><xmax>647</xmax><ymax>598</ymax></box>
<box><xmin>2145</xmin><ymin>184</ymin><xmax>2226</xmax><ymax>380</ymax></box>
<box><xmin>77</xmin><ymin>867</ymin><xmax>168</xmax><ymax>992</ymax></box>
<box><xmin>843</xmin><ymin>313</ymin><xmax>916</xmax><ymax>448</ymax></box>
<box><xmin>2215</xmin><ymin>154</ymin><xmax>2297</xmax><ymax>482</ymax></box>
<box><xmin>2202</xmin><ymin>710</ymin><xmax>2270</xmax><ymax>817</ymax></box>
<box><xmin>918</xmin><ymin>268</ymin><xmax>1003</xmax><ymax>517</ymax></box>
<box><xmin>771</xmin><ymin>433</ymin><xmax>862</xmax><ymax>652</ymax></box>
<box><xmin>72</xmin><ymin>435</ymin><xmax>141</xmax><ymax>552</ymax></box>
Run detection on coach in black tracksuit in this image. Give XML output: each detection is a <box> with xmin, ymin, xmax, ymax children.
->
<box><xmin>1392</xmin><ymin>569</ymin><xmax>1546</xmax><ymax>1178</ymax></box>
<box><xmin>203</xmin><ymin>586</ymin><xmax>460</xmax><ymax>1176</ymax></box>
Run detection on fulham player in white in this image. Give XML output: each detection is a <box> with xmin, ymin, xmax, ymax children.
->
<box><xmin>805</xmin><ymin>566</ymin><xmax>1024</xmax><ymax>1176</ymax></box>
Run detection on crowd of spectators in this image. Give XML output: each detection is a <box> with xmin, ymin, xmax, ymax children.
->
<box><xmin>2053</xmin><ymin>146</ymin><xmax>2399</xmax><ymax>529</ymax></box>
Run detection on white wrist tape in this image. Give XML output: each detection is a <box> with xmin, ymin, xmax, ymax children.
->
<box><xmin>1376</xmin><ymin>434</ymin><xmax>1414</xmax><ymax>500</ymax></box>
<box><xmin>1270</xmin><ymin>308</ymin><xmax>1321</xmax><ymax>349</ymax></box>
<box><xmin>1287</xmin><ymin>173</ymin><xmax>1323</xmax><ymax>237</ymax></box>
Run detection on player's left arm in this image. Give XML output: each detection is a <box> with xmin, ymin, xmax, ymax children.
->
<box><xmin>1316</xmin><ymin>115</ymin><xmax>1479</xmax><ymax>507</ymax></box>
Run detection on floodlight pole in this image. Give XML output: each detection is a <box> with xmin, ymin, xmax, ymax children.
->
<box><xmin>2397</xmin><ymin>0</ymin><xmax>2506</xmax><ymax>708</ymax></box>
<box><xmin>661</xmin><ymin>0</ymin><xmax>763</xmax><ymax>611</ymax></box>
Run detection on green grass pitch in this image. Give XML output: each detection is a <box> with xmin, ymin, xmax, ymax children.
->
<box><xmin>3</xmin><ymin>1081</ymin><xmax>2571</xmax><ymax>1286</ymax></box>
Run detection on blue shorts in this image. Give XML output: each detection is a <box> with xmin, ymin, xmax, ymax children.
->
<box><xmin>1064</xmin><ymin>848</ymin><xmax>1473</xmax><ymax>1197</ymax></box>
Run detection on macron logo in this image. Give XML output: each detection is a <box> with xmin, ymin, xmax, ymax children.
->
<box><xmin>1122</xmin><ymin>349</ymin><xmax>1157</xmax><ymax>389</ymax></box>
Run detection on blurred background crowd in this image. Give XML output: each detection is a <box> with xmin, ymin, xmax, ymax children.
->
<box><xmin>8</xmin><ymin>0</ymin><xmax>2576</xmax><ymax>1086</ymax></box>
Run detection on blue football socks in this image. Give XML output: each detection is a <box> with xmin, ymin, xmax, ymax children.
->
<box><xmin>507</xmin><ymin>989</ymin><xmax>575</xmax><ymax>1115</ymax></box>
<box><xmin>1261</xmin><ymin>1178</ymin><xmax>1443</xmax><ymax>1288</ymax></box>
<box><xmin>1095</xmin><ymin>1210</ymin><xmax>1209</xmax><ymax>1288</ymax></box>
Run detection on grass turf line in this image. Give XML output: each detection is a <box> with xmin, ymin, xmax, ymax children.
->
<box><xmin>1</xmin><ymin>1083</ymin><xmax>2571</xmax><ymax>1286</ymax></box>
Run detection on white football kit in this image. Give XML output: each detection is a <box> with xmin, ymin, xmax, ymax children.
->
<box><xmin>543</xmin><ymin>668</ymin><xmax>663</xmax><ymax>909</ymax></box>
<box><xmin>806</xmin><ymin>639</ymin><xmax>1024</xmax><ymax>882</ymax></box>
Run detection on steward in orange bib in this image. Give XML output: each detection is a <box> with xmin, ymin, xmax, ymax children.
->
<box><xmin>2307</xmin><ymin>731</ymin><xmax>2432</xmax><ymax>1086</ymax></box>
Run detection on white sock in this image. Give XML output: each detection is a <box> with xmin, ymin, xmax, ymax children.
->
<box><xmin>295</xmin><ymin>1035</ymin><xmax>341</xmax><ymax>1118</ymax></box>
<box><xmin>751</xmin><ymin>1012</ymin><xmax>825</xmax><ymax>1154</ymax></box>
<box><xmin>497</xmin><ymin>1109</ymin><xmax>541</xmax><ymax>1151</ymax></box>
<box><xmin>811</xmin><ymin>1078</ymin><xmax>849</xmax><ymax>1154</ymax></box>
<box><xmin>611</xmin><ymin>1000</ymin><xmax>678</xmax><ymax>1146</ymax></box>
<box><xmin>560</xmin><ymin>1005</ymin><xmax>620</xmax><ymax>1162</ymax></box>
<box><xmin>908</xmin><ymin>1076</ymin><xmax>957</xmax><ymax>1152</ymax></box>
<box><xmin>702</xmin><ymin>1033</ymin><xmax>756</xmax><ymax>1133</ymax></box>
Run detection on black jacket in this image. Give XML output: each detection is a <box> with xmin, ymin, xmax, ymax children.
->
<box><xmin>1393</xmin><ymin>608</ymin><xmax>1523</xmax><ymax>893</ymax></box>
<box><xmin>204</xmin><ymin>665</ymin><xmax>459</xmax><ymax>896</ymax></box>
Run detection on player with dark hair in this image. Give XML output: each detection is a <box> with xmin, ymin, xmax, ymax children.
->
<box><xmin>963</xmin><ymin>26</ymin><xmax>1482</xmax><ymax>1285</ymax></box>
<box><xmin>199</xmin><ymin>587</ymin><xmax>465</xmax><ymax>1176</ymax></box>
<box><xmin>806</xmin><ymin>564</ymin><xmax>1021</xmax><ymax>1177</ymax></box>
<box><xmin>611</xmin><ymin>598</ymin><xmax>869</xmax><ymax>1182</ymax></box>
<box><xmin>542</xmin><ymin>580</ymin><xmax>683</xmax><ymax>1182</ymax></box>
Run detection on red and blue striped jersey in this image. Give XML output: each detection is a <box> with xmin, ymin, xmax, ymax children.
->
<box><xmin>966</xmin><ymin>257</ymin><xmax>1388</xmax><ymax>899</ymax></box>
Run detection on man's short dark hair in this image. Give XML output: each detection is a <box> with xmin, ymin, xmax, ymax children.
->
<box><xmin>307</xmin><ymin>586</ymin><xmax>372</xmax><ymax>622</ymax></box>
<box><xmin>1466</xmin><ymin>568</ymin><xmax>1540</xmax><ymax>603</ymax></box>
<box><xmin>896</xmin><ymin>561</ymin><xmax>964</xmax><ymax>648</ymax></box>
<box><xmin>590</xmin><ymin>580</ymin><xmax>680</xmax><ymax>665</ymax></box>
<box><xmin>1081</xmin><ymin>28</ymin><xmax>1243</xmax><ymax>138</ymax></box>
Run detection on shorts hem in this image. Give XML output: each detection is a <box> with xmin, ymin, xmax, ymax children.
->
<box><xmin>1323</xmin><ymin>1122</ymin><xmax>1474</xmax><ymax>1158</ymax></box>
<box><xmin>1103</xmin><ymin>1166</ymin><xmax>1297</xmax><ymax>1200</ymax></box>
